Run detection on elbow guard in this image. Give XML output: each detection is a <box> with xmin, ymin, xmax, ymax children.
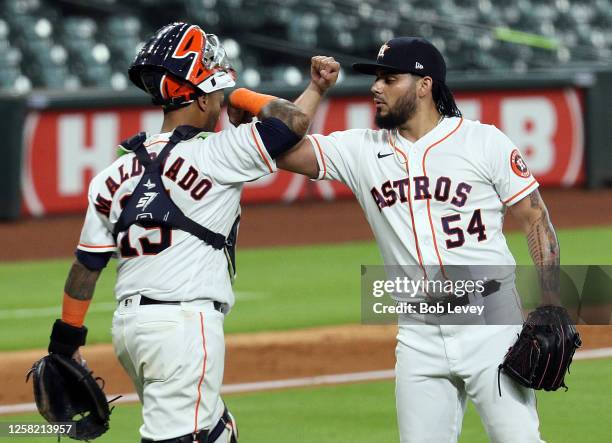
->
<box><xmin>255</xmin><ymin>117</ymin><xmax>302</xmax><ymax>158</ymax></box>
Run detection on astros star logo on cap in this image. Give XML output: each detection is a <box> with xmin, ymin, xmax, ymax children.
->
<box><xmin>377</xmin><ymin>43</ymin><xmax>390</xmax><ymax>60</ymax></box>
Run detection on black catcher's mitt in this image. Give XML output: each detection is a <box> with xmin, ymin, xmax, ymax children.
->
<box><xmin>27</xmin><ymin>353</ymin><xmax>114</xmax><ymax>441</ymax></box>
<box><xmin>499</xmin><ymin>305</ymin><xmax>582</xmax><ymax>393</ymax></box>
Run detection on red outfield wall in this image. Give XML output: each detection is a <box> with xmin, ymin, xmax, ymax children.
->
<box><xmin>21</xmin><ymin>88</ymin><xmax>584</xmax><ymax>216</ymax></box>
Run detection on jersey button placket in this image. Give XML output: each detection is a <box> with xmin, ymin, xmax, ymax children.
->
<box><xmin>410</xmin><ymin>150</ymin><xmax>435</xmax><ymax>264</ymax></box>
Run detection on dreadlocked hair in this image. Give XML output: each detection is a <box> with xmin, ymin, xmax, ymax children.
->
<box><xmin>432</xmin><ymin>80</ymin><xmax>462</xmax><ymax>118</ymax></box>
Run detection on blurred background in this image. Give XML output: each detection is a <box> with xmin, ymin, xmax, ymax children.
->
<box><xmin>0</xmin><ymin>0</ymin><xmax>611</xmax><ymax>220</ymax></box>
<box><xmin>1</xmin><ymin>0</ymin><xmax>612</xmax><ymax>91</ymax></box>
<box><xmin>0</xmin><ymin>2</ymin><xmax>611</xmax><ymax>441</ymax></box>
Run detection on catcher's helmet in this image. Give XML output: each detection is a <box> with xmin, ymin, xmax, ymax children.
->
<box><xmin>129</xmin><ymin>22</ymin><xmax>236</xmax><ymax>108</ymax></box>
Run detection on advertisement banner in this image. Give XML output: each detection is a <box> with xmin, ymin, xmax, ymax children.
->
<box><xmin>21</xmin><ymin>88</ymin><xmax>584</xmax><ymax>216</ymax></box>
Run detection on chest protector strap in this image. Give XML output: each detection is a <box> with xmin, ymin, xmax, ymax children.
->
<box><xmin>113</xmin><ymin>125</ymin><xmax>226</xmax><ymax>250</ymax></box>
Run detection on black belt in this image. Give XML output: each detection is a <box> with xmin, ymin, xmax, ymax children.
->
<box><xmin>425</xmin><ymin>279</ymin><xmax>500</xmax><ymax>301</ymax></box>
<box><xmin>140</xmin><ymin>424</ymin><xmax>220</xmax><ymax>443</ymax></box>
<box><xmin>481</xmin><ymin>279</ymin><xmax>501</xmax><ymax>297</ymax></box>
<box><xmin>141</xmin><ymin>407</ymin><xmax>232</xmax><ymax>443</ymax></box>
<box><xmin>139</xmin><ymin>295</ymin><xmax>224</xmax><ymax>313</ymax></box>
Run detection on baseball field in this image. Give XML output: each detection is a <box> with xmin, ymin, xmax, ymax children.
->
<box><xmin>0</xmin><ymin>190</ymin><xmax>611</xmax><ymax>442</ymax></box>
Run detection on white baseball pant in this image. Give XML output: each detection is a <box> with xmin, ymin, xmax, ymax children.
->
<box><xmin>395</xmin><ymin>323</ymin><xmax>544</xmax><ymax>443</ymax></box>
<box><xmin>112</xmin><ymin>295</ymin><xmax>226</xmax><ymax>441</ymax></box>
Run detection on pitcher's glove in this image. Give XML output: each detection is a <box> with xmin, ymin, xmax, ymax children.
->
<box><xmin>26</xmin><ymin>320</ymin><xmax>115</xmax><ymax>441</ymax></box>
<box><xmin>499</xmin><ymin>305</ymin><xmax>581</xmax><ymax>393</ymax></box>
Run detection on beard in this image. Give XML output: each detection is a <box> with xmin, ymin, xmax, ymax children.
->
<box><xmin>375</xmin><ymin>89</ymin><xmax>417</xmax><ymax>130</ymax></box>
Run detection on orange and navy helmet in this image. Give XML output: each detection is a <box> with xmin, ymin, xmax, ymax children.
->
<box><xmin>129</xmin><ymin>22</ymin><xmax>236</xmax><ymax>108</ymax></box>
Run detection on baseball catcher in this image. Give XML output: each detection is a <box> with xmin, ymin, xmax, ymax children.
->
<box><xmin>31</xmin><ymin>21</ymin><xmax>312</xmax><ymax>442</ymax></box>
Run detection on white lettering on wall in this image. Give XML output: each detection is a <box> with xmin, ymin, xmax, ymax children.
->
<box><xmin>501</xmin><ymin>98</ymin><xmax>556</xmax><ymax>174</ymax></box>
<box><xmin>58</xmin><ymin>113</ymin><xmax>118</xmax><ymax>196</ymax></box>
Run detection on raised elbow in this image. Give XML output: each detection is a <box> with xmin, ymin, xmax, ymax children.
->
<box><xmin>259</xmin><ymin>98</ymin><xmax>310</xmax><ymax>139</ymax></box>
<box><xmin>290</xmin><ymin>109</ymin><xmax>310</xmax><ymax>139</ymax></box>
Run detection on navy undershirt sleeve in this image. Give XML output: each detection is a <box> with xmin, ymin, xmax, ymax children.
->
<box><xmin>75</xmin><ymin>249</ymin><xmax>113</xmax><ymax>271</ymax></box>
<box><xmin>255</xmin><ymin>117</ymin><xmax>301</xmax><ymax>158</ymax></box>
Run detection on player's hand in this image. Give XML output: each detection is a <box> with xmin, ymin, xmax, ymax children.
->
<box><xmin>72</xmin><ymin>348</ymin><xmax>87</xmax><ymax>367</ymax></box>
<box><xmin>227</xmin><ymin>102</ymin><xmax>254</xmax><ymax>127</ymax></box>
<box><xmin>310</xmin><ymin>56</ymin><xmax>340</xmax><ymax>94</ymax></box>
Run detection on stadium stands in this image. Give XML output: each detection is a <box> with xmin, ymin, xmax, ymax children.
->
<box><xmin>0</xmin><ymin>0</ymin><xmax>610</xmax><ymax>92</ymax></box>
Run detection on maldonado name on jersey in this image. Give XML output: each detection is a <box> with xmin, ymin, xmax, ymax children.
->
<box><xmin>93</xmin><ymin>154</ymin><xmax>214</xmax><ymax>218</ymax></box>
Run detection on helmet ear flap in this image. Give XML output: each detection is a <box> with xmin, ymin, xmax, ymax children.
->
<box><xmin>140</xmin><ymin>70</ymin><xmax>202</xmax><ymax>109</ymax></box>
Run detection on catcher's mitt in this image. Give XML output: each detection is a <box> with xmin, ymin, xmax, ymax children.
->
<box><xmin>26</xmin><ymin>353</ymin><xmax>116</xmax><ymax>441</ymax></box>
<box><xmin>499</xmin><ymin>305</ymin><xmax>581</xmax><ymax>394</ymax></box>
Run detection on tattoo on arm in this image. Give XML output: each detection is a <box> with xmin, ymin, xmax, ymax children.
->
<box><xmin>259</xmin><ymin>99</ymin><xmax>309</xmax><ymax>138</ymax></box>
<box><xmin>64</xmin><ymin>260</ymin><xmax>101</xmax><ymax>301</ymax></box>
<box><xmin>526</xmin><ymin>191</ymin><xmax>561</xmax><ymax>304</ymax></box>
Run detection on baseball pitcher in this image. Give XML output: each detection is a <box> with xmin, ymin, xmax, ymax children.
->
<box><xmin>41</xmin><ymin>22</ymin><xmax>311</xmax><ymax>442</ymax></box>
<box><xmin>271</xmin><ymin>38</ymin><xmax>579</xmax><ymax>442</ymax></box>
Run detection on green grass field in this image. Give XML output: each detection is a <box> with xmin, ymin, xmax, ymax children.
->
<box><xmin>1</xmin><ymin>357</ymin><xmax>610</xmax><ymax>443</ymax></box>
<box><xmin>0</xmin><ymin>226</ymin><xmax>610</xmax><ymax>442</ymax></box>
<box><xmin>0</xmin><ymin>226</ymin><xmax>610</xmax><ymax>351</ymax></box>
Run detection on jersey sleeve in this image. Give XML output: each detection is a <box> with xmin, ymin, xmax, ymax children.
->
<box><xmin>76</xmin><ymin>178</ymin><xmax>117</xmax><ymax>253</ymax></box>
<box><xmin>194</xmin><ymin>122</ymin><xmax>277</xmax><ymax>184</ymax></box>
<box><xmin>307</xmin><ymin>129</ymin><xmax>365</xmax><ymax>193</ymax></box>
<box><xmin>485</xmin><ymin>125</ymin><xmax>539</xmax><ymax>206</ymax></box>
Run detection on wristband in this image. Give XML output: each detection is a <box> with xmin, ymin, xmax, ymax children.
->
<box><xmin>229</xmin><ymin>88</ymin><xmax>277</xmax><ymax>115</ymax></box>
<box><xmin>49</xmin><ymin>319</ymin><xmax>88</xmax><ymax>356</ymax></box>
<box><xmin>62</xmin><ymin>293</ymin><xmax>91</xmax><ymax>327</ymax></box>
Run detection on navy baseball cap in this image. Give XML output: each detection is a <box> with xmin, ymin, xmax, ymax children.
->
<box><xmin>353</xmin><ymin>37</ymin><xmax>446</xmax><ymax>83</ymax></box>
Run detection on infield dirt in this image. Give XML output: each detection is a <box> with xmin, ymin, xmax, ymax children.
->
<box><xmin>1</xmin><ymin>189</ymin><xmax>611</xmax><ymax>405</ymax></box>
<box><xmin>1</xmin><ymin>324</ymin><xmax>610</xmax><ymax>405</ymax></box>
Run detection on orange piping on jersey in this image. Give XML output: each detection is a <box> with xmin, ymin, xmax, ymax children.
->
<box><xmin>78</xmin><ymin>243</ymin><xmax>116</xmax><ymax>249</ymax></box>
<box><xmin>143</xmin><ymin>139</ymin><xmax>169</xmax><ymax>148</ymax></box>
<box><xmin>250</xmin><ymin>125</ymin><xmax>274</xmax><ymax>173</ymax></box>
<box><xmin>194</xmin><ymin>311</ymin><xmax>208</xmax><ymax>435</ymax></box>
<box><xmin>310</xmin><ymin>135</ymin><xmax>327</xmax><ymax>179</ymax></box>
<box><xmin>387</xmin><ymin>132</ymin><xmax>401</xmax><ymax>158</ymax></box>
<box><xmin>502</xmin><ymin>179</ymin><xmax>538</xmax><ymax>205</ymax></box>
<box><xmin>421</xmin><ymin>117</ymin><xmax>464</xmax><ymax>275</ymax></box>
<box><xmin>389</xmin><ymin>132</ymin><xmax>428</xmax><ymax>281</ymax></box>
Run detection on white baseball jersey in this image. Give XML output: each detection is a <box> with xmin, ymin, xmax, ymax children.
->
<box><xmin>77</xmin><ymin>122</ymin><xmax>276</xmax><ymax>306</ymax></box>
<box><xmin>308</xmin><ymin>116</ymin><xmax>538</xmax><ymax>273</ymax></box>
<box><xmin>311</xmin><ymin>116</ymin><xmax>544</xmax><ymax>443</ymax></box>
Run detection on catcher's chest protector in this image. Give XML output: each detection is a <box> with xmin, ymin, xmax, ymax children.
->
<box><xmin>113</xmin><ymin>125</ymin><xmax>227</xmax><ymax>251</ymax></box>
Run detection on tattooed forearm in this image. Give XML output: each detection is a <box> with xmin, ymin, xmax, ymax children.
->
<box><xmin>64</xmin><ymin>260</ymin><xmax>101</xmax><ymax>301</ymax></box>
<box><xmin>259</xmin><ymin>99</ymin><xmax>310</xmax><ymax>138</ymax></box>
<box><xmin>525</xmin><ymin>191</ymin><xmax>561</xmax><ymax>304</ymax></box>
